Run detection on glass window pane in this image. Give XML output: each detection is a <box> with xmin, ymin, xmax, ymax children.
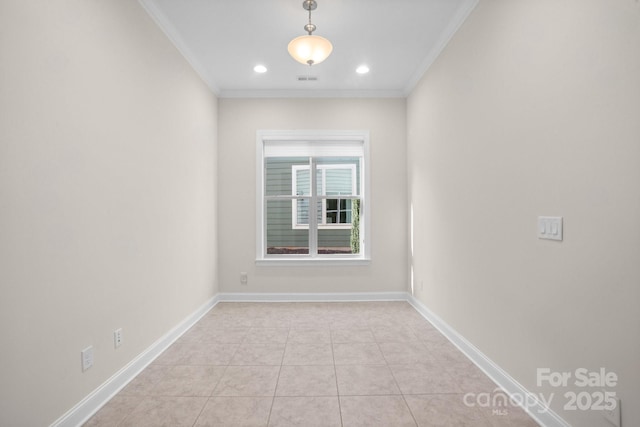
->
<box><xmin>265</xmin><ymin>157</ymin><xmax>309</xmax><ymax>197</ymax></box>
<box><xmin>316</xmin><ymin>168</ymin><xmax>323</xmax><ymax>196</ymax></box>
<box><xmin>316</xmin><ymin>157</ymin><xmax>360</xmax><ymax>196</ymax></box>
<box><xmin>318</xmin><ymin>228</ymin><xmax>351</xmax><ymax>254</ymax></box>
<box><xmin>318</xmin><ymin>198</ymin><xmax>360</xmax><ymax>254</ymax></box>
<box><xmin>266</xmin><ymin>199</ymin><xmax>309</xmax><ymax>254</ymax></box>
<box><xmin>325</xmin><ymin>169</ymin><xmax>352</xmax><ymax>195</ymax></box>
<box><xmin>296</xmin><ymin>198</ymin><xmax>309</xmax><ymax>225</ymax></box>
<box><xmin>295</xmin><ymin>168</ymin><xmax>310</xmax><ymax>196</ymax></box>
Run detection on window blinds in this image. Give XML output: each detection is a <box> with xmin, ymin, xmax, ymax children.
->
<box><xmin>263</xmin><ymin>140</ymin><xmax>364</xmax><ymax>158</ymax></box>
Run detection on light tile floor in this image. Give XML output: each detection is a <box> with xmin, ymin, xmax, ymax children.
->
<box><xmin>85</xmin><ymin>302</ymin><xmax>541</xmax><ymax>427</ymax></box>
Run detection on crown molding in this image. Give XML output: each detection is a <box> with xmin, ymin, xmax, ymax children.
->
<box><xmin>218</xmin><ymin>89</ymin><xmax>406</xmax><ymax>99</ymax></box>
<box><xmin>402</xmin><ymin>0</ymin><xmax>480</xmax><ymax>96</ymax></box>
<box><xmin>138</xmin><ymin>0</ymin><xmax>220</xmax><ymax>95</ymax></box>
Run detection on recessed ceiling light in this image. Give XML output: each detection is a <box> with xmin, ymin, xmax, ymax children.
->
<box><xmin>254</xmin><ymin>64</ymin><xmax>267</xmax><ymax>73</ymax></box>
<box><xmin>356</xmin><ymin>65</ymin><xmax>370</xmax><ymax>74</ymax></box>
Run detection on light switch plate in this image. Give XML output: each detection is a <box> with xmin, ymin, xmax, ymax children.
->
<box><xmin>538</xmin><ymin>216</ymin><xmax>563</xmax><ymax>241</ymax></box>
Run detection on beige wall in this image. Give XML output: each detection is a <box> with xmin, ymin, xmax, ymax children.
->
<box><xmin>0</xmin><ymin>1</ymin><xmax>218</xmax><ymax>426</ymax></box>
<box><xmin>3</xmin><ymin>0</ymin><xmax>638</xmax><ymax>425</ymax></box>
<box><xmin>407</xmin><ymin>1</ymin><xmax>640</xmax><ymax>426</ymax></box>
<box><xmin>218</xmin><ymin>98</ymin><xmax>407</xmax><ymax>294</ymax></box>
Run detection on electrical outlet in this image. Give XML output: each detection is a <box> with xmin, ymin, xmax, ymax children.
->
<box><xmin>114</xmin><ymin>328</ymin><xmax>123</xmax><ymax>348</ymax></box>
<box><xmin>603</xmin><ymin>397</ymin><xmax>621</xmax><ymax>427</ymax></box>
<box><xmin>240</xmin><ymin>272</ymin><xmax>248</xmax><ymax>285</ymax></box>
<box><xmin>81</xmin><ymin>346</ymin><xmax>94</xmax><ymax>372</ymax></box>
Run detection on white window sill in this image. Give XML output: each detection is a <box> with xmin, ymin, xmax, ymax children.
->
<box><xmin>256</xmin><ymin>258</ymin><xmax>371</xmax><ymax>267</ymax></box>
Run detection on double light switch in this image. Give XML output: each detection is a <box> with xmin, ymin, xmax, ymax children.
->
<box><xmin>538</xmin><ymin>216</ymin><xmax>563</xmax><ymax>241</ymax></box>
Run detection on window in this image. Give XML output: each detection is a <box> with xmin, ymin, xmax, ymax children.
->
<box><xmin>292</xmin><ymin>164</ymin><xmax>357</xmax><ymax>229</ymax></box>
<box><xmin>257</xmin><ymin>130</ymin><xmax>370</xmax><ymax>263</ymax></box>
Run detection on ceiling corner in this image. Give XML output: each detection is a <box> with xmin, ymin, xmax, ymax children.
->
<box><xmin>402</xmin><ymin>0</ymin><xmax>480</xmax><ymax>97</ymax></box>
<box><xmin>138</xmin><ymin>0</ymin><xmax>220</xmax><ymax>95</ymax></box>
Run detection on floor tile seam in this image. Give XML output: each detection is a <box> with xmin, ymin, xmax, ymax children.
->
<box><xmin>230</xmin><ymin>342</ymin><xmax>287</xmax><ymax>363</ymax></box>
<box><xmin>401</xmin><ymin>392</ymin><xmax>467</xmax><ymax>397</ymax></box>
<box><xmin>160</xmin><ymin>362</ymin><xmax>232</xmax><ymax>367</ymax></box>
<box><xmin>387</xmin><ymin>358</ymin><xmax>411</xmax><ymax>398</ymax></box>
<box><xmin>118</xmin><ymin>395</ymin><xmax>210</xmax><ymax>401</ymax></box>
<box><xmin>337</xmin><ymin>393</ymin><xmax>420</xmax><ymax>398</ymax></box>
<box><xmin>433</xmin><ymin>362</ymin><xmax>480</xmax><ymax>392</ymax></box>
<box><xmin>211</xmin><ymin>393</ymin><xmax>280</xmax><ymax>398</ymax></box>
<box><xmin>243</xmin><ymin>341</ymin><xmax>288</xmax><ymax>345</ymax></box>
<box><xmin>220</xmin><ymin>339</ymin><xmax>243</xmax><ymax>368</ymax></box>
<box><xmin>337</xmin><ymin>360</ymin><xmax>395</xmax><ymax>392</ymax></box>
<box><xmin>373</xmin><ymin>338</ymin><xmax>391</xmax><ymax>367</ymax></box>
<box><xmin>127</xmin><ymin>392</ymin><xmax>217</xmax><ymax>399</ymax></box>
<box><xmin>281</xmin><ymin>365</ymin><xmax>336</xmax><ymax>369</ymax></box>
<box><xmin>226</xmin><ymin>361</ymin><xmax>286</xmax><ymax>366</ymax></box>
<box><xmin>112</xmin><ymin>394</ymin><xmax>147</xmax><ymax>427</ymax></box>
<box><xmin>159</xmin><ymin>363</ymin><xmax>231</xmax><ymax>367</ymax></box>
<box><xmin>113</xmin><ymin>395</ymin><xmax>209</xmax><ymax>427</ymax></box>
<box><xmin>373</xmin><ymin>339</ymin><xmax>423</xmax><ymax>345</ymax></box>
<box><xmin>337</xmin><ymin>391</ymin><xmax>404</xmax><ymax>397</ymax></box>
<box><xmin>266</xmin><ymin>348</ymin><xmax>286</xmax><ymax>426</ymax></box>
<box><xmin>224</xmin><ymin>361</ymin><xmax>283</xmax><ymax>367</ymax></box>
<box><xmin>286</xmin><ymin>339</ymin><xmax>333</xmax><ymax>345</ymax></box>
<box><xmin>120</xmin><ymin>366</ymin><xmax>166</xmax><ymax>396</ymax></box>
<box><xmin>333</xmin><ymin>361</ymin><xmax>389</xmax><ymax>366</ymax></box>
<box><xmin>273</xmin><ymin>394</ymin><xmax>341</xmax><ymax>398</ymax></box>
<box><xmin>398</xmin><ymin>392</ymin><xmax>420</xmax><ymax>427</ymax></box>
<box><xmin>434</xmin><ymin>366</ymin><xmax>466</xmax><ymax>394</ymax></box>
<box><xmin>329</xmin><ymin>330</ymin><xmax>340</xmax><ymax>396</ymax></box>
<box><xmin>400</xmin><ymin>393</ymin><xmax>499</xmax><ymax>427</ymax></box>
<box><xmin>329</xmin><ymin>327</ymin><xmax>345</xmax><ymax>427</ymax></box>
<box><xmin>207</xmin><ymin>364</ymin><xmax>232</xmax><ymax>397</ymax></box>
<box><xmin>190</xmin><ymin>395</ymin><xmax>213</xmax><ymax>427</ymax></box>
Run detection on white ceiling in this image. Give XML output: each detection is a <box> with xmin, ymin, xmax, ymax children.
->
<box><xmin>140</xmin><ymin>0</ymin><xmax>478</xmax><ymax>98</ymax></box>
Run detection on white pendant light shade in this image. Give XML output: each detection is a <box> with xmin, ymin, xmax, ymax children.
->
<box><xmin>288</xmin><ymin>35</ymin><xmax>333</xmax><ymax>66</ymax></box>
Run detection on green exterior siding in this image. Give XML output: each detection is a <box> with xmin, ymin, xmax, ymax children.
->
<box><xmin>265</xmin><ymin>157</ymin><xmax>359</xmax><ymax>252</ymax></box>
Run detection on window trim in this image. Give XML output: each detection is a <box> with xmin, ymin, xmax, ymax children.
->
<box><xmin>256</xmin><ymin>130</ymin><xmax>371</xmax><ymax>265</ymax></box>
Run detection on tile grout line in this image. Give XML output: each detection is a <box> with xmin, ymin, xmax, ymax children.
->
<box><xmin>265</xmin><ymin>325</ymin><xmax>290</xmax><ymax>426</ymax></box>
<box><xmin>330</xmin><ymin>326</ymin><xmax>345</xmax><ymax>427</ymax></box>
<box><xmin>192</xmin><ymin>319</ymin><xmax>241</xmax><ymax>427</ymax></box>
<box><xmin>373</xmin><ymin>326</ymin><xmax>420</xmax><ymax>427</ymax></box>
<box><xmin>190</xmin><ymin>395</ymin><xmax>210</xmax><ymax>427</ymax></box>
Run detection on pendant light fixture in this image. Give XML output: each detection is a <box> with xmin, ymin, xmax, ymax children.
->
<box><xmin>287</xmin><ymin>0</ymin><xmax>333</xmax><ymax>66</ymax></box>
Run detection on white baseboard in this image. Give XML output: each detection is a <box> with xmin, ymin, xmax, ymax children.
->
<box><xmin>217</xmin><ymin>291</ymin><xmax>408</xmax><ymax>302</ymax></box>
<box><xmin>407</xmin><ymin>295</ymin><xmax>570</xmax><ymax>427</ymax></box>
<box><xmin>50</xmin><ymin>295</ymin><xmax>220</xmax><ymax>427</ymax></box>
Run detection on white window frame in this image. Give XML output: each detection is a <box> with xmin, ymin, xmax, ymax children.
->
<box><xmin>291</xmin><ymin>164</ymin><xmax>357</xmax><ymax>230</ymax></box>
<box><xmin>256</xmin><ymin>130</ymin><xmax>370</xmax><ymax>266</ymax></box>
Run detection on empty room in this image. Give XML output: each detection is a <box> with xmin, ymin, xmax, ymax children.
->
<box><xmin>1</xmin><ymin>1</ymin><xmax>638</xmax><ymax>426</ymax></box>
